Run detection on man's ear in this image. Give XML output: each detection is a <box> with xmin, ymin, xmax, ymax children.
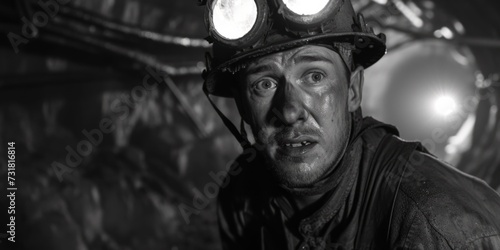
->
<box><xmin>348</xmin><ymin>66</ymin><xmax>364</xmax><ymax>112</ymax></box>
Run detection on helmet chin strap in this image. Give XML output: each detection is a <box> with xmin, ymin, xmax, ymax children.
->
<box><xmin>240</xmin><ymin>116</ymin><xmax>249</xmax><ymax>141</ymax></box>
<box><xmin>203</xmin><ymin>83</ymin><xmax>252</xmax><ymax>150</ymax></box>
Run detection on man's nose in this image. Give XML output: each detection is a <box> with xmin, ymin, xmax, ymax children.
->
<box><xmin>274</xmin><ymin>81</ymin><xmax>308</xmax><ymax>125</ymax></box>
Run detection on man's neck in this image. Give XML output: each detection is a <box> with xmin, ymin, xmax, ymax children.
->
<box><xmin>292</xmin><ymin>193</ymin><xmax>328</xmax><ymax>212</ymax></box>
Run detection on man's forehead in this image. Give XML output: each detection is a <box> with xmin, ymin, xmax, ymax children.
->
<box><xmin>245</xmin><ymin>45</ymin><xmax>342</xmax><ymax>68</ymax></box>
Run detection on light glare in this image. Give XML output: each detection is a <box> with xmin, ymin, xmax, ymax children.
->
<box><xmin>434</xmin><ymin>96</ymin><xmax>457</xmax><ymax>116</ymax></box>
<box><xmin>372</xmin><ymin>0</ymin><xmax>388</xmax><ymax>5</ymax></box>
<box><xmin>394</xmin><ymin>0</ymin><xmax>423</xmax><ymax>28</ymax></box>
<box><xmin>282</xmin><ymin>0</ymin><xmax>330</xmax><ymax>15</ymax></box>
<box><xmin>213</xmin><ymin>0</ymin><xmax>258</xmax><ymax>40</ymax></box>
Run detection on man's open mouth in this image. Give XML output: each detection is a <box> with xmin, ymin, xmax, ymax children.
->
<box><xmin>276</xmin><ymin>140</ymin><xmax>318</xmax><ymax>160</ymax></box>
<box><xmin>284</xmin><ymin>141</ymin><xmax>313</xmax><ymax>148</ymax></box>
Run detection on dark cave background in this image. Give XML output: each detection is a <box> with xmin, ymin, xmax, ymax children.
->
<box><xmin>0</xmin><ymin>0</ymin><xmax>499</xmax><ymax>249</ymax></box>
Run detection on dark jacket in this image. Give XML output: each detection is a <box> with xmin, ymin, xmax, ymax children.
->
<box><xmin>217</xmin><ymin>117</ymin><xmax>500</xmax><ymax>250</ymax></box>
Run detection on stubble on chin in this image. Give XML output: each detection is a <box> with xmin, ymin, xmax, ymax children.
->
<box><xmin>263</xmin><ymin>152</ymin><xmax>326</xmax><ymax>188</ymax></box>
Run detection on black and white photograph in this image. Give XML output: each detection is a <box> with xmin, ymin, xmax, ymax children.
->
<box><xmin>0</xmin><ymin>0</ymin><xmax>499</xmax><ymax>249</ymax></box>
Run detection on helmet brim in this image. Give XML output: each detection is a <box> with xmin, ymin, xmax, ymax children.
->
<box><xmin>204</xmin><ymin>32</ymin><xmax>386</xmax><ymax>98</ymax></box>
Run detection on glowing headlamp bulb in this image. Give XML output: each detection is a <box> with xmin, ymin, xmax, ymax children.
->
<box><xmin>212</xmin><ymin>0</ymin><xmax>258</xmax><ymax>40</ymax></box>
<box><xmin>282</xmin><ymin>0</ymin><xmax>330</xmax><ymax>15</ymax></box>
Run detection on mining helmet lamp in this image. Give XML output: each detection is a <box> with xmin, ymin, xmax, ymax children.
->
<box><xmin>277</xmin><ymin>0</ymin><xmax>339</xmax><ymax>28</ymax></box>
<box><xmin>206</xmin><ymin>0</ymin><xmax>341</xmax><ymax>46</ymax></box>
<box><xmin>203</xmin><ymin>0</ymin><xmax>387</xmax><ymax>97</ymax></box>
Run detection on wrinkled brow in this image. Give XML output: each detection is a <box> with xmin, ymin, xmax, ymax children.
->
<box><xmin>243</xmin><ymin>63</ymin><xmax>277</xmax><ymax>76</ymax></box>
<box><xmin>292</xmin><ymin>54</ymin><xmax>334</xmax><ymax>65</ymax></box>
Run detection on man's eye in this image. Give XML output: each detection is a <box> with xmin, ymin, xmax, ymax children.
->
<box><xmin>253</xmin><ymin>79</ymin><xmax>277</xmax><ymax>91</ymax></box>
<box><xmin>305</xmin><ymin>72</ymin><xmax>325</xmax><ymax>84</ymax></box>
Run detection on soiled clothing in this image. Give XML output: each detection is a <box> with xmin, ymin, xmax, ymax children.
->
<box><xmin>217</xmin><ymin>117</ymin><xmax>500</xmax><ymax>250</ymax></box>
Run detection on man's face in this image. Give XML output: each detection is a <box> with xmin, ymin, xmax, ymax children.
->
<box><xmin>236</xmin><ymin>45</ymin><xmax>362</xmax><ymax>188</ymax></box>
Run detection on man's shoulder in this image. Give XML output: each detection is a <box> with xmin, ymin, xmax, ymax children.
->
<box><xmin>217</xmin><ymin>148</ymin><xmax>267</xmax><ymax>206</ymax></box>
<box><xmin>366</xmin><ymin>133</ymin><xmax>500</xmax><ymax>248</ymax></box>
<box><xmin>390</xmin><ymin>148</ymin><xmax>500</xmax><ymax>248</ymax></box>
<box><xmin>371</xmin><ymin>134</ymin><xmax>500</xmax><ymax>213</ymax></box>
<box><xmin>398</xmin><ymin>150</ymin><xmax>500</xmax><ymax>216</ymax></box>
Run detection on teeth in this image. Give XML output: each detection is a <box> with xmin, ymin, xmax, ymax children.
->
<box><xmin>285</xmin><ymin>141</ymin><xmax>311</xmax><ymax>147</ymax></box>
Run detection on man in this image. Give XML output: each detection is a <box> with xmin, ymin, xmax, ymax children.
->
<box><xmin>201</xmin><ymin>0</ymin><xmax>500</xmax><ymax>249</ymax></box>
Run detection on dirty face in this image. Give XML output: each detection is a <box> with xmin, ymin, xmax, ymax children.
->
<box><xmin>236</xmin><ymin>45</ymin><xmax>363</xmax><ymax>188</ymax></box>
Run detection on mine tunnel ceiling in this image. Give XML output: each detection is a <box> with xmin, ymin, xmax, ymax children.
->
<box><xmin>0</xmin><ymin>0</ymin><xmax>499</xmax><ymax>78</ymax></box>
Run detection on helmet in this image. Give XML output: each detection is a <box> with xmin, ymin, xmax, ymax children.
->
<box><xmin>202</xmin><ymin>0</ymin><xmax>387</xmax><ymax>98</ymax></box>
